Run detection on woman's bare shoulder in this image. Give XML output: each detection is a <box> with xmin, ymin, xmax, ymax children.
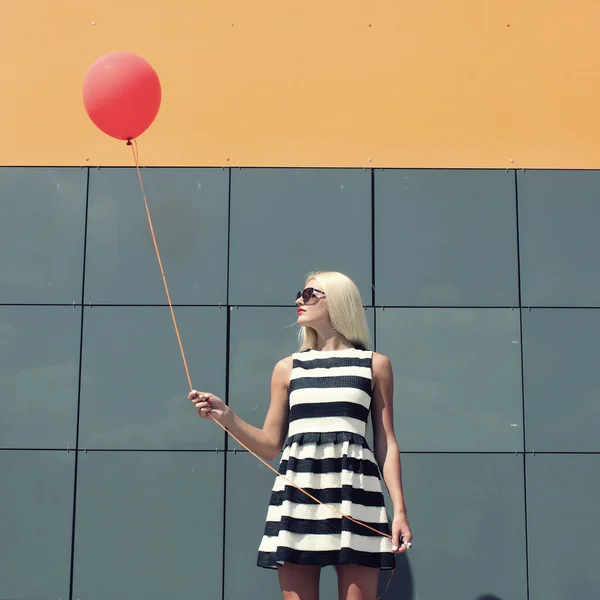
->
<box><xmin>272</xmin><ymin>355</ymin><xmax>294</xmax><ymax>378</ymax></box>
<box><xmin>371</xmin><ymin>351</ymin><xmax>393</xmax><ymax>376</ymax></box>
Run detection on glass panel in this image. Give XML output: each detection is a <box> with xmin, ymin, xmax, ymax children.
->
<box><xmin>0</xmin><ymin>167</ymin><xmax>86</xmax><ymax>303</ymax></box>
<box><xmin>381</xmin><ymin>453</ymin><xmax>527</xmax><ymax>600</ymax></box>
<box><xmin>0</xmin><ymin>306</ymin><xmax>80</xmax><ymax>448</ymax></box>
<box><xmin>79</xmin><ymin>306</ymin><xmax>226</xmax><ymax>450</ymax></box>
<box><xmin>224</xmin><ymin>451</ymin><xmax>282</xmax><ymax>600</ymax></box>
<box><xmin>376</xmin><ymin>308</ymin><xmax>523</xmax><ymax>451</ymax></box>
<box><xmin>518</xmin><ymin>169</ymin><xmax>600</xmax><ymax>306</ymax></box>
<box><xmin>526</xmin><ymin>454</ymin><xmax>600</xmax><ymax>600</ymax></box>
<box><xmin>374</xmin><ymin>169</ymin><xmax>518</xmax><ymax>307</ymax></box>
<box><xmin>223</xmin><ymin>452</ymin><xmax>353</xmax><ymax>599</ymax></box>
<box><xmin>228</xmin><ymin>306</ymin><xmax>375</xmax><ymax>445</ymax></box>
<box><xmin>229</xmin><ymin>168</ymin><xmax>371</xmax><ymax>306</ymax></box>
<box><xmin>522</xmin><ymin>308</ymin><xmax>600</xmax><ymax>451</ymax></box>
<box><xmin>85</xmin><ymin>167</ymin><xmax>228</xmax><ymax>305</ymax></box>
<box><xmin>73</xmin><ymin>451</ymin><xmax>224</xmax><ymax>600</ymax></box>
<box><xmin>0</xmin><ymin>450</ymin><xmax>74</xmax><ymax>599</ymax></box>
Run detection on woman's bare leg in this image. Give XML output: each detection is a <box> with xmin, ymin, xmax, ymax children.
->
<box><xmin>335</xmin><ymin>564</ymin><xmax>379</xmax><ymax>600</ymax></box>
<box><xmin>278</xmin><ymin>563</ymin><xmax>322</xmax><ymax>600</ymax></box>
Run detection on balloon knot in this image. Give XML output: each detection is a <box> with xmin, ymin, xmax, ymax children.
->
<box><xmin>126</xmin><ymin>139</ymin><xmax>133</xmax><ymax>146</ymax></box>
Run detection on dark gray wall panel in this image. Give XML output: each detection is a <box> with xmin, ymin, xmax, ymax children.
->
<box><xmin>522</xmin><ymin>308</ymin><xmax>600</xmax><ymax>452</ymax></box>
<box><xmin>229</xmin><ymin>168</ymin><xmax>372</xmax><ymax>306</ymax></box>
<box><xmin>526</xmin><ymin>454</ymin><xmax>600</xmax><ymax>600</ymax></box>
<box><xmin>0</xmin><ymin>167</ymin><xmax>86</xmax><ymax>304</ymax></box>
<box><xmin>518</xmin><ymin>170</ymin><xmax>600</xmax><ymax>307</ymax></box>
<box><xmin>0</xmin><ymin>450</ymin><xmax>74</xmax><ymax>599</ymax></box>
<box><xmin>228</xmin><ymin>307</ymin><xmax>300</xmax><ymax>436</ymax></box>
<box><xmin>79</xmin><ymin>306</ymin><xmax>226</xmax><ymax>450</ymax></box>
<box><xmin>224</xmin><ymin>451</ymin><xmax>284</xmax><ymax>600</ymax></box>
<box><xmin>376</xmin><ymin>308</ymin><xmax>523</xmax><ymax>452</ymax></box>
<box><xmin>375</xmin><ymin>169</ymin><xmax>518</xmax><ymax>307</ymax></box>
<box><xmin>224</xmin><ymin>452</ymin><xmax>341</xmax><ymax>600</ymax></box>
<box><xmin>229</xmin><ymin>306</ymin><xmax>375</xmax><ymax>440</ymax></box>
<box><xmin>85</xmin><ymin>167</ymin><xmax>228</xmax><ymax>305</ymax></box>
<box><xmin>72</xmin><ymin>451</ymin><xmax>224</xmax><ymax>600</ymax></box>
<box><xmin>0</xmin><ymin>306</ymin><xmax>81</xmax><ymax>448</ymax></box>
<box><xmin>385</xmin><ymin>453</ymin><xmax>527</xmax><ymax>600</ymax></box>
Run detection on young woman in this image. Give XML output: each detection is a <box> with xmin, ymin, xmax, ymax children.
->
<box><xmin>189</xmin><ymin>271</ymin><xmax>412</xmax><ymax>600</ymax></box>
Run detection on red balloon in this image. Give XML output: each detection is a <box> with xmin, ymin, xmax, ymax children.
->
<box><xmin>82</xmin><ymin>51</ymin><xmax>161</xmax><ymax>141</ymax></box>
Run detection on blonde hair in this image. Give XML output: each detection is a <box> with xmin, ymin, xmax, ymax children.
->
<box><xmin>298</xmin><ymin>271</ymin><xmax>372</xmax><ymax>351</ymax></box>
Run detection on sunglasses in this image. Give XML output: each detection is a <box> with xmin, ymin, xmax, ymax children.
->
<box><xmin>296</xmin><ymin>287</ymin><xmax>326</xmax><ymax>304</ymax></box>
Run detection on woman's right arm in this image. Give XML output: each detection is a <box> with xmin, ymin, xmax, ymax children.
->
<box><xmin>189</xmin><ymin>356</ymin><xmax>292</xmax><ymax>461</ymax></box>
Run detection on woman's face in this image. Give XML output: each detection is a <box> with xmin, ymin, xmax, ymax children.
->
<box><xmin>296</xmin><ymin>278</ymin><xmax>329</xmax><ymax>327</ymax></box>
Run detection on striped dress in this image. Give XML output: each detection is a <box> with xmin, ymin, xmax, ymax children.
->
<box><xmin>257</xmin><ymin>348</ymin><xmax>395</xmax><ymax>570</ymax></box>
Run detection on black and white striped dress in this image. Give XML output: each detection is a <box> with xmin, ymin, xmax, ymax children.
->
<box><xmin>257</xmin><ymin>348</ymin><xmax>395</xmax><ymax>570</ymax></box>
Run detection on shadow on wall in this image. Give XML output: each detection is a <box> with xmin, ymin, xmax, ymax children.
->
<box><xmin>377</xmin><ymin>554</ymin><xmax>413</xmax><ymax>599</ymax></box>
<box><xmin>377</xmin><ymin>562</ymin><xmax>505</xmax><ymax>600</ymax></box>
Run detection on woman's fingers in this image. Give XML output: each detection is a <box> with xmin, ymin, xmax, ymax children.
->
<box><xmin>189</xmin><ymin>390</ymin><xmax>210</xmax><ymax>403</ymax></box>
<box><xmin>189</xmin><ymin>391</ymin><xmax>224</xmax><ymax>420</ymax></box>
<box><xmin>193</xmin><ymin>401</ymin><xmax>213</xmax><ymax>418</ymax></box>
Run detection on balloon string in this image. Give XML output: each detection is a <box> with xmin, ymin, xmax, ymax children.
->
<box><xmin>128</xmin><ymin>139</ymin><xmax>395</xmax><ymax>598</ymax></box>
<box><xmin>129</xmin><ymin>138</ymin><xmax>192</xmax><ymax>391</ymax></box>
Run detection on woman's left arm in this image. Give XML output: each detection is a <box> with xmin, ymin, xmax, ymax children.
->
<box><xmin>371</xmin><ymin>351</ymin><xmax>413</xmax><ymax>552</ymax></box>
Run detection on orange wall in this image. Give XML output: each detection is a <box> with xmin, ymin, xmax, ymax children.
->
<box><xmin>1</xmin><ymin>1</ymin><xmax>599</xmax><ymax>168</ymax></box>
